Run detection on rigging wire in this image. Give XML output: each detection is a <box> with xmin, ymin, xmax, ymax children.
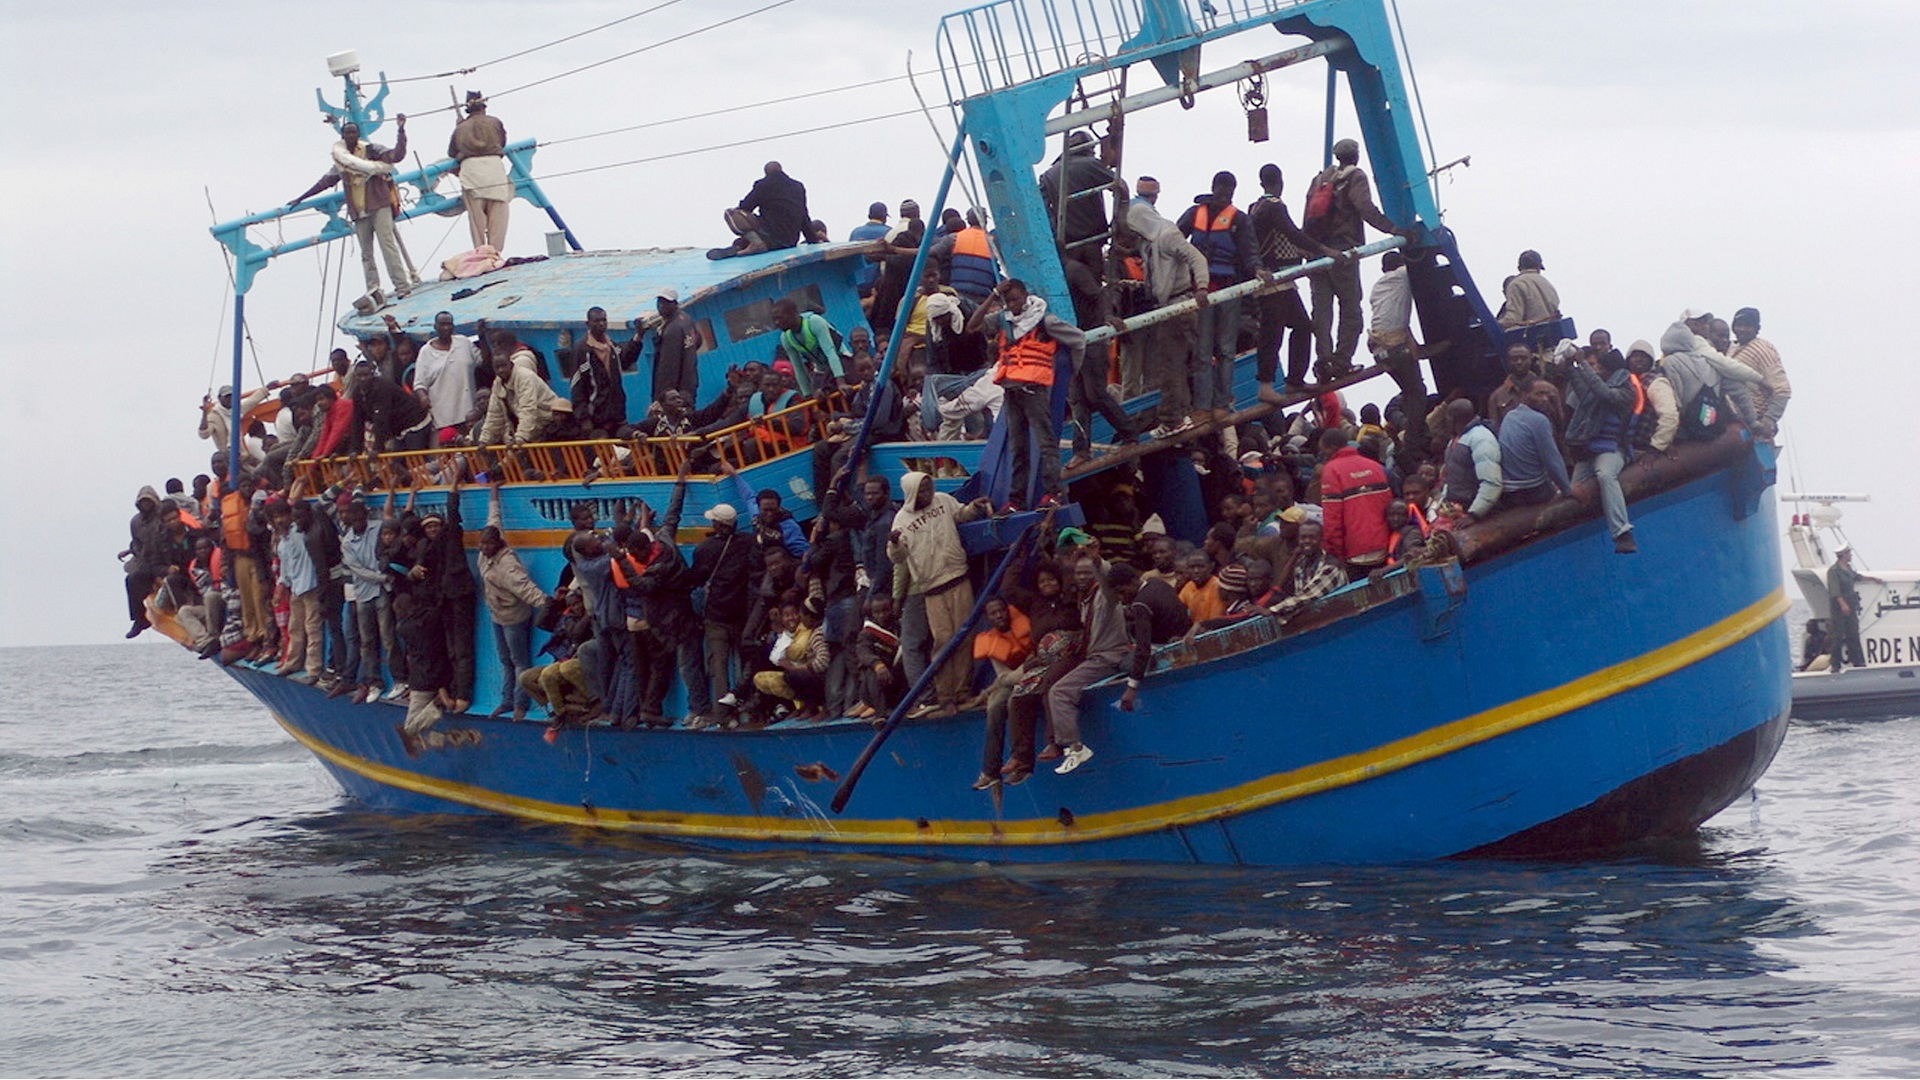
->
<box><xmin>385</xmin><ymin>0</ymin><xmax>692</xmax><ymax>84</ymax></box>
<box><xmin>1388</xmin><ymin>0</ymin><xmax>1443</xmax><ymax>215</ymax></box>
<box><xmin>907</xmin><ymin>52</ymin><xmax>992</xmax><ymax>231</ymax></box>
<box><xmin>381</xmin><ymin>0</ymin><xmax>800</xmax><ymax>120</ymax></box>
<box><xmin>204</xmin><ymin>187</ymin><xmax>268</xmax><ymax>385</ymax></box>
<box><xmin>311</xmin><ymin>241</ymin><xmax>334</xmax><ymax>370</ymax></box>
<box><xmin>489</xmin><ymin>0</ymin><xmax>799</xmax><ymax>102</ymax></box>
<box><xmin>526</xmin><ymin>107</ymin><xmax>922</xmax><ymax>183</ymax></box>
<box><xmin>206</xmin><ymin>282</ymin><xmax>230</xmax><ymax>397</ymax></box>
<box><xmin>537</xmin><ymin>72</ymin><xmax>915</xmax><ymax>148</ymax></box>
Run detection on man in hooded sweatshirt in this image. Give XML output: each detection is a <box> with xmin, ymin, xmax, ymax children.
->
<box><xmin>888</xmin><ymin>471</ymin><xmax>992</xmax><ymax>717</ymax></box>
<box><xmin>1656</xmin><ymin>313</ymin><xmax>1765</xmax><ymax>443</ymax></box>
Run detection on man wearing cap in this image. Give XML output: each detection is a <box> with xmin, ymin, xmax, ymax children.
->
<box><xmin>200</xmin><ymin>382</ymin><xmax>274</xmax><ymax>469</ymax></box>
<box><xmin>891</xmin><ymin>199</ymin><xmax>925</xmax><ymax>248</ymax></box>
<box><xmin>1728</xmin><ymin>307</ymin><xmax>1790</xmax><ymax>441</ymax></box>
<box><xmin>637</xmin><ymin>288</ymin><xmax>700</xmax><ymax>406</ymax></box>
<box><xmin>449</xmin><ymin>91</ymin><xmax>510</xmax><ymax>252</ymax></box>
<box><xmin>1826</xmin><ymin>546</ymin><xmax>1882</xmax><ymax>673</ymax></box>
<box><xmin>848</xmin><ymin>202</ymin><xmax>891</xmax><ymax>297</ymax></box>
<box><xmin>1497</xmin><ymin>250</ymin><xmax>1561</xmax><ymax>328</ymax></box>
<box><xmin>1302</xmin><ymin>137</ymin><xmax>1407</xmax><ymax>377</ymax></box>
<box><xmin>289</xmin><ymin>115</ymin><xmax>417</xmax><ymax>300</ymax></box>
<box><xmin>687</xmin><ymin>496</ymin><xmax>763</xmax><ymax>719</ymax></box>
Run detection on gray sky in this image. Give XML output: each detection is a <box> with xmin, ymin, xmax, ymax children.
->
<box><xmin>2</xmin><ymin>0</ymin><xmax>1915</xmax><ymax>647</ymax></box>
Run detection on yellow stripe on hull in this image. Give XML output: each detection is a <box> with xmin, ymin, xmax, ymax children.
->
<box><xmin>276</xmin><ymin>588</ymin><xmax>1789</xmax><ymax>846</ymax></box>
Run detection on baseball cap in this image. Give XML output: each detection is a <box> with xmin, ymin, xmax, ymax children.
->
<box><xmin>703</xmin><ymin>504</ymin><xmax>737</xmax><ymax>525</ymax></box>
<box><xmin>656</xmin><ymin>287</ymin><xmax>678</xmax><ymax>303</ymax></box>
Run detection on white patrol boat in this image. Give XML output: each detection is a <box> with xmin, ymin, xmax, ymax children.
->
<box><xmin>1785</xmin><ymin>493</ymin><xmax>1920</xmax><ymax>720</ymax></box>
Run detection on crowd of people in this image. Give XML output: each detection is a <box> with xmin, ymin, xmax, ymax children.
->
<box><xmin>139</xmin><ymin>130</ymin><xmax>1793</xmax><ymax>783</ymax></box>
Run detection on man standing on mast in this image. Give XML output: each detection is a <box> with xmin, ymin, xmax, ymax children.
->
<box><xmin>289</xmin><ymin>114</ymin><xmax>418</xmax><ymax>301</ymax></box>
<box><xmin>448</xmin><ymin>91</ymin><xmax>510</xmax><ymax>253</ymax></box>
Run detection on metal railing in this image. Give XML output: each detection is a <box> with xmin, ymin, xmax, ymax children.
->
<box><xmin>289</xmin><ymin>391</ymin><xmax>849</xmax><ymax>492</ymax></box>
<box><xmin>935</xmin><ymin>0</ymin><xmax>1302</xmax><ymax>102</ymax></box>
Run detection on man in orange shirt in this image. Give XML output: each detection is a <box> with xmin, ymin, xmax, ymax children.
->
<box><xmin>971</xmin><ymin>596</ymin><xmax>1034</xmax><ymax>790</ymax></box>
<box><xmin>1177</xmin><ymin>551</ymin><xmax>1227</xmax><ymax>623</ymax></box>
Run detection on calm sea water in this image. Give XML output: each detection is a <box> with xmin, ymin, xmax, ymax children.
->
<box><xmin>2</xmin><ymin>643</ymin><xmax>1916</xmax><ymax>1077</ymax></box>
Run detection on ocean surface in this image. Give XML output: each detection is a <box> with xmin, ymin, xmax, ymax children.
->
<box><xmin>1</xmin><ymin>643</ymin><xmax>1916</xmax><ymax>1078</ymax></box>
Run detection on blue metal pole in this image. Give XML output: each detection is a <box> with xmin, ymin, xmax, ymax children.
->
<box><xmin>831</xmin><ymin>521</ymin><xmax>1037</xmax><ymax>814</ymax></box>
<box><xmin>228</xmin><ymin>292</ymin><xmax>246</xmax><ymax>484</ymax></box>
<box><xmin>838</xmin><ymin>121</ymin><xmax>968</xmax><ymax>492</ymax></box>
<box><xmin>1323</xmin><ymin>62</ymin><xmax>1338</xmax><ymax>167</ymax></box>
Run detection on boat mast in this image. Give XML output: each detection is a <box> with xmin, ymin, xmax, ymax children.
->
<box><xmin>209</xmin><ymin>53</ymin><xmax>584</xmax><ymax>479</ymax></box>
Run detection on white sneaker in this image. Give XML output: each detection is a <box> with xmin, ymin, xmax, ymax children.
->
<box><xmin>1055</xmin><ymin>743</ymin><xmax>1094</xmax><ymax>775</ymax></box>
<box><xmin>384</xmin><ymin>683</ymin><xmax>409</xmax><ymax>702</ymax></box>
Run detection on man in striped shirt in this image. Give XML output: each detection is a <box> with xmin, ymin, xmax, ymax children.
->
<box><xmin>1729</xmin><ymin>307</ymin><xmax>1791</xmax><ymax>441</ymax></box>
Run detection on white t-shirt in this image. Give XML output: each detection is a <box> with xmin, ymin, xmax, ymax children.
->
<box><xmin>415</xmin><ymin>335</ymin><xmax>482</xmax><ymax>429</ymax></box>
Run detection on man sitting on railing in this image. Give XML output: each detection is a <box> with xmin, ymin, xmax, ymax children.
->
<box><xmin>1266</xmin><ymin>520</ymin><xmax>1349</xmax><ymax>624</ymax></box>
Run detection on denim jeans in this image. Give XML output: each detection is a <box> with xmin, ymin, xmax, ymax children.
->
<box><xmin>493</xmin><ymin>617</ymin><xmax>534</xmax><ymax>711</ymax></box>
<box><xmin>1193</xmin><ymin>294</ymin><xmax>1242</xmax><ymax>411</ymax></box>
<box><xmin>677</xmin><ymin>637</ymin><xmax>711</xmax><ymax>715</ymax></box>
<box><xmin>1573</xmin><ymin>450</ymin><xmax>1631</xmax><ymax>540</ymax></box>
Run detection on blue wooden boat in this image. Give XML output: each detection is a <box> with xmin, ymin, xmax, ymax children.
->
<box><xmin>188</xmin><ymin>0</ymin><xmax>1791</xmax><ymax>864</ymax></box>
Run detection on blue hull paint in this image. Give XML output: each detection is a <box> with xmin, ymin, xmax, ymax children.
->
<box><xmin>232</xmin><ymin>466</ymin><xmax>1792</xmax><ymax>866</ymax></box>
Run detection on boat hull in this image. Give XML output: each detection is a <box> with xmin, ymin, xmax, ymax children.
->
<box><xmin>231</xmin><ymin>463</ymin><xmax>1792</xmax><ymax>866</ymax></box>
<box><xmin>1790</xmin><ymin>665</ymin><xmax>1920</xmax><ymax>722</ymax></box>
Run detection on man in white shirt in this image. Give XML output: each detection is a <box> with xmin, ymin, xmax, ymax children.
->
<box><xmin>413</xmin><ymin>311</ymin><xmax>483</xmax><ymax>443</ymax></box>
<box><xmin>1366</xmin><ymin>252</ymin><xmax>1431</xmax><ymax>463</ymax></box>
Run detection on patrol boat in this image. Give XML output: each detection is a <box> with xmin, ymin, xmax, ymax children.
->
<box><xmin>1783</xmin><ymin>494</ymin><xmax>1920</xmax><ymax>721</ymax></box>
<box><xmin>181</xmin><ymin>0</ymin><xmax>1792</xmax><ymax>865</ymax></box>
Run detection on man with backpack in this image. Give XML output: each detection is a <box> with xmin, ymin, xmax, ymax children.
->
<box><xmin>1655</xmin><ymin>316</ymin><xmax>1764</xmax><ymax>447</ymax></box>
<box><xmin>1302</xmin><ymin>138</ymin><xmax>1409</xmax><ymax>379</ymax></box>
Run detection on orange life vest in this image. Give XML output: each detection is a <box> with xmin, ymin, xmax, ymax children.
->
<box><xmin>220</xmin><ymin>491</ymin><xmax>251</xmax><ymax>552</ymax></box>
<box><xmin>994</xmin><ymin>324</ymin><xmax>1057</xmax><ymax>387</ymax></box>
<box><xmin>607</xmin><ymin>551</ymin><xmax>648</xmax><ymax>590</ymax></box>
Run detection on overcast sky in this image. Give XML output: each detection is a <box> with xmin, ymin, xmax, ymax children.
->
<box><xmin>1</xmin><ymin>0</ymin><xmax>1914</xmax><ymax>647</ymax></box>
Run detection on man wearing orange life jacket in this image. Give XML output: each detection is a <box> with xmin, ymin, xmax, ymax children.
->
<box><xmin>967</xmin><ymin>279</ymin><xmax>1083</xmax><ymax>509</ymax></box>
<box><xmin>216</xmin><ymin>474</ymin><xmax>272</xmax><ymax>651</ymax></box>
<box><xmin>1177</xmin><ymin>171</ymin><xmax>1258</xmax><ymax>421</ymax></box>
<box><xmin>930</xmin><ymin>214</ymin><xmax>998</xmax><ymax>303</ymax></box>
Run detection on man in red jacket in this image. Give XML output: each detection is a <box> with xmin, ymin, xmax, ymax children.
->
<box><xmin>1316</xmin><ymin>428</ymin><xmax>1393</xmax><ymax>578</ymax></box>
